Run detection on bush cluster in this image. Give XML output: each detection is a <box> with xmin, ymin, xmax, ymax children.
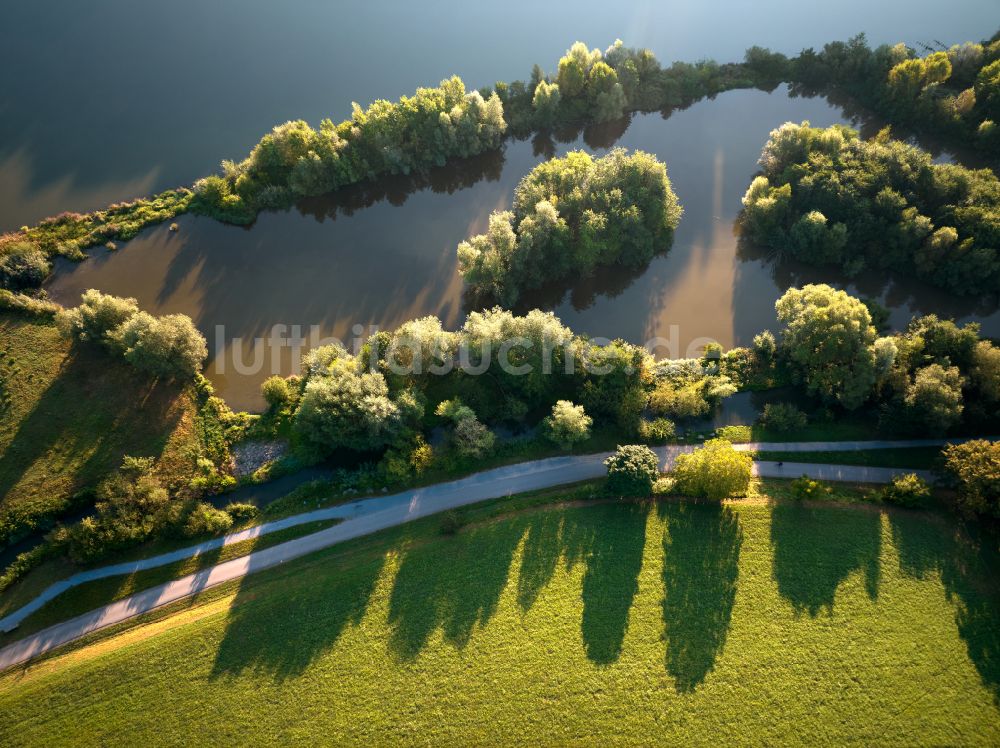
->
<box><xmin>191</xmin><ymin>77</ymin><xmax>506</xmax><ymax>225</ymax></box>
<box><xmin>55</xmin><ymin>289</ymin><xmax>207</xmax><ymax>380</ymax></box>
<box><xmin>741</xmin><ymin>121</ymin><xmax>1000</xmax><ymax>296</ymax></box>
<box><xmin>789</xmin><ymin>33</ymin><xmax>1000</xmax><ymax>158</ymax></box>
<box><xmin>457</xmin><ymin>148</ymin><xmax>681</xmax><ymax>304</ymax></box>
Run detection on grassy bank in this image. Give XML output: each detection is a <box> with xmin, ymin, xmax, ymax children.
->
<box><xmin>1</xmin><ymin>481</ymin><xmax>996</xmax><ymax>744</ymax></box>
<box><xmin>0</xmin><ymin>312</ymin><xmax>201</xmax><ymax>544</ymax></box>
<box><xmin>0</xmin><ymin>518</ymin><xmax>340</xmax><ymax>646</ymax></box>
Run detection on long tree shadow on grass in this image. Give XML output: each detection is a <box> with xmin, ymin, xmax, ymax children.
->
<box><xmin>0</xmin><ymin>346</ymin><xmax>183</xmax><ymax>537</ymax></box>
<box><xmin>770</xmin><ymin>503</ymin><xmax>881</xmax><ymax>616</ymax></box>
<box><xmin>210</xmin><ymin>546</ymin><xmax>387</xmax><ymax>681</ymax></box>
<box><xmin>890</xmin><ymin>511</ymin><xmax>1000</xmax><ymax>702</ymax></box>
<box><xmin>388</xmin><ymin>502</ymin><xmax>649</xmax><ymax>664</ymax></box>
<box><xmin>659</xmin><ymin>501</ymin><xmax>742</xmax><ymax>692</ymax></box>
<box><xmin>575</xmin><ymin>502</ymin><xmax>648</xmax><ymax>665</ymax></box>
<box><xmin>387</xmin><ymin>518</ymin><xmax>528</xmax><ymax>660</ymax></box>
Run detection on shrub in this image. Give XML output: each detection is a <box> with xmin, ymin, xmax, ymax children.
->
<box><xmin>716</xmin><ymin>424</ymin><xmax>752</xmax><ymax>443</ymax></box>
<box><xmin>605</xmin><ymin>444</ymin><xmax>660</xmax><ymax>497</ymax></box>
<box><xmin>638</xmin><ymin>417</ymin><xmax>676</xmax><ymax>443</ymax></box>
<box><xmin>544</xmin><ymin>400</ymin><xmax>592</xmax><ymax>449</ymax></box>
<box><xmin>941</xmin><ymin>440</ymin><xmax>1000</xmax><ymax>517</ymax></box>
<box><xmin>112</xmin><ymin>311</ymin><xmax>208</xmax><ymax>380</ymax></box>
<box><xmin>759</xmin><ymin>402</ymin><xmax>808</xmax><ymax>433</ymax></box>
<box><xmin>408</xmin><ymin>435</ymin><xmax>435</xmax><ymax>474</ymax></box>
<box><xmin>790</xmin><ymin>475</ymin><xmax>832</xmax><ymax>501</ymax></box>
<box><xmin>224</xmin><ymin>502</ymin><xmax>260</xmax><ymax>521</ymax></box>
<box><xmin>649</xmin><ymin>380</ymin><xmax>710</xmax><ymax>420</ymax></box>
<box><xmin>881</xmin><ymin>473</ymin><xmax>932</xmax><ymax>507</ymax></box>
<box><xmin>0</xmin><ymin>240</ymin><xmax>50</xmax><ymax>290</ymax></box>
<box><xmin>261</xmin><ymin>375</ymin><xmax>292</xmax><ymax>409</ymax></box>
<box><xmin>453</xmin><ymin>415</ymin><xmax>495</xmax><ymax>458</ymax></box>
<box><xmin>672</xmin><ymin>438</ymin><xmax>753</xmax><ymax>500</ymax></box>
<box><xmin>182</xmin><ymin>502</ymin><xmax>234</xmax><ymax>537</ymax></box>
<box><xmin>0</xmin><ymin>289</ymin><xmax>60</xmax><ymax>317</ymax></box>
<box><xmin>66</xmin><ymin>464</ymin><xmax>171</xmax><ymax>564</ymax></box>
<box><xmin>752</xmin><ymin>329</ymin><xmax>776</xmax><ymax>364</ymax></box>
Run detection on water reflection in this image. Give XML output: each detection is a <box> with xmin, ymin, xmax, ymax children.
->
<box><xmin>0</xmin><ymin>150</ymin><xmax>160</xmax><ymax>231</ymax></box>
<box><xmin>45</xmin><ymin>87</ymin><xmax>1000</xmax><ymax>410</ymax></box>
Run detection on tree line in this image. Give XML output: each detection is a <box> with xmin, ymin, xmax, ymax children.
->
<box><xmin>740</xmin><ymin>121</ymin><xmax>1000</xmax><ymax>297</ymax></box>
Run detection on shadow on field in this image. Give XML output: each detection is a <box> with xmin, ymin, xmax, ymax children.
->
<box><xmin>660</xmin><ymin>501</ymin><xmax>742</xmax><ymax>692</ymax></box>
<box><xmin>770</xmin><ymin>503</ymin><xmax>881</xmax><ymax>616</ymax></box>
<box><xmin>387</xmin><ymin>519</ymin><xmax>526</xmax><ymax>660</ymax></box>
<box><xmin>210</xmin><ymin>548</ymin><xmax>387</xmax><ymax>682</ymax></box>
<box><xmin>0</xmin><ymin>348</ymin><xmax>181</xmax><ymax>530</ymax></box>
<box><xmin>388</xmin><ymin>501</ymin><xmax>649</xmax><ymax>665</ymax></box>
<box><xmin>890</xmin><ymin>511</ymin><xmax>1000</xmax><ymax>703</ymax></box>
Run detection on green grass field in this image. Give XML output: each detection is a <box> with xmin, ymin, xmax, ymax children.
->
<box><xmin>1</xmin><ymin>485</ymin><xmax>997</xmax><ymax>745</ymax></box>
<box><xmin>0</xmin><ymin>312</ymin><xmax>200</xmax><ymax>540</ymax></box>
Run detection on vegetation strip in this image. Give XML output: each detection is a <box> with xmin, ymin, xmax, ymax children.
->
<box><xmin>0</xmin><ymin>438</ymin><xmax>980</xmax><ymax>667</ymax></box>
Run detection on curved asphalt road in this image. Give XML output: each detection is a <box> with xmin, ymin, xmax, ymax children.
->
<box><xmin>0</xmin><ymin>439</ymin><xmax>961</xmax><ymax>670</ymax></box>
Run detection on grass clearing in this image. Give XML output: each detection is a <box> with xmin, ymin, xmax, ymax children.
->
<box><xmin>0</xmin><ymin>482</ymin><xmax>996</xmax><ymax>745</ymax></box>
<box><xmin>0</xmin><ymin>312</ymin><xmax>200</xmax><ymax>543</ymax></box>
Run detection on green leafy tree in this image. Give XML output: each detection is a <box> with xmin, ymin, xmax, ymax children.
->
<box><xmin>904</xmin><ymin>364</ymin><xmax>964</xmax><ymax>434</ymax></box>
<box><xmin>295</xmin><ymin>346</ymin><xmax>402</xmax><ymax>452</ymax></box>
<box><xmin>775</xmin><ymin>284</ymin><xmax>877</xmax><ymax>410</ymax></box>
<box><xmin>605</xmin><ymin>444</ymin><xmax>660</xmax><ymax>496</ymax></box>
<box><xmin>111</xmin><ymin>312</ymin><xmax>208</xmax><ymax>380</ymax></box>
<box><xmin>671</xmin><ymin>438</ymin><xmax>753</xmax><ymax>500</ymax></box>
<box><xmin>544</xmin><ymin>400</ymin><xmax>592</xmax><ymax>449</ymax></box>
<box><xmin>941</xmin><ymin>440</ymin><xmax>1000</xmax><ymax>517</ymax></box>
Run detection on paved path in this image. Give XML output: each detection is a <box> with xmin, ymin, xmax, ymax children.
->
<box><xmin>0</xmin><ymin>439</ymin><xmax>964</xmax><ymax>670</ymax></box>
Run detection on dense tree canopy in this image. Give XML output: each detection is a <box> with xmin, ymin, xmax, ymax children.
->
<box><xmin>775</xmin><ymin>284</ymin><xmax>877</xmax><ymax>410</ymax></box>
<box><xmin>742</xmin><ymin>122</ymin><xmax>1000</xmax><ymax>296</ymax></box>
<box><xmin>789</xmin><ymin>33</ymin><xmax>1000</xmax><ymax>157</ymax></box>
<box><xmin>458</xmin><ymin>148</ymin><xmax>681</xmax><ymax>304</ymax></box>
<box><xmin>56</xmin><ymin>290</ymin><xmax>207</xmax><ymax>380</ymax></box>
<box><xmin>192</xmin><ymin>76</ymin><xmax>506</xmax><ymax>223</ymax></box>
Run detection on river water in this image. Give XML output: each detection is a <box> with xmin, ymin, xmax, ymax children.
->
<box><xmin>3</xmin><ymin>1</ymin><xmax>998</xmax><ymax>409</ymax></box>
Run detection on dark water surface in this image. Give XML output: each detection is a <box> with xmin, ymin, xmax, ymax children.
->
<box><xmin>5</xmin><ymin>2</ymin><xmax>999</xmax><ymax>409</ymax></box>
<box><xmin>2</xmin><ymin>0</ymin><xmax>995</xmax><ymax>228</ymax></box>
